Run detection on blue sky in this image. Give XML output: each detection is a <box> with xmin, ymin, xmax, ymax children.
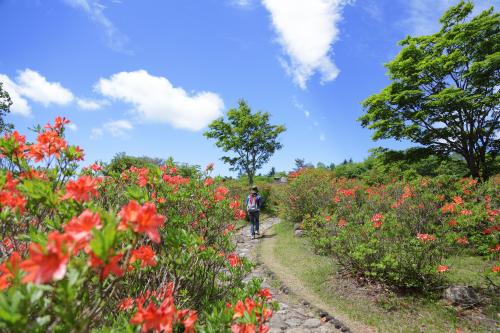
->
<box><xmin>1</xmin><ymin>0</ymin><xmax>498</xmax><ymax>175</ymax></box>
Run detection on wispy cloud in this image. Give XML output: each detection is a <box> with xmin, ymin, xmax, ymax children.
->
<box><xmin>262</xmin><ymin>0</ymin><xmax>352</xmax><ymax>89</ymax></box>
<box><xmin>62</xmin><ymin>0</ymin><xmax>130</xmax><ymax>53</ymax></box>
<box><xmin>229</xmin><ymin>0</ymin><xmax>253</xmax><ymax>8</ymax></box>
<box><xmin>402</xmin><ymin>0</ymin><xmax>498</xmax><ymax>36</ymax></box>
<box><xmin>91</xmin><ymin>119</ymin><xmax>133</xmax><ymax>139</ymax></box>
<box><xmin>291</xmin><ymin>96</ymin><xmax>310</xmax><ymax>118</ymax></box>
<box><xmin>77</xmin><ymin>98</ymin><xmax>108</xmax><ymax>110</ymax></box>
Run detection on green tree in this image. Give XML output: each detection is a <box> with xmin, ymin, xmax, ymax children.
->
<box><xmin>204</xmin><ymin>99</ymin><xmax>286</xmax><ymax>185</ymax></box>
<box><xmin>0</xmin><ymin>82</ymin><xmax>13</xmax><ymax>133</ymax></box>
<box><xmin>359</xmin><ymin>1</ymin><xmax>499</xmax><ymax>179</ymax></box>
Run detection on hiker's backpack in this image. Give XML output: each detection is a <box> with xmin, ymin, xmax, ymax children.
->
<box><xmin>247</xmin><ymin>195</ymin><xmax>259</xmax><ymax>213</ymax></box>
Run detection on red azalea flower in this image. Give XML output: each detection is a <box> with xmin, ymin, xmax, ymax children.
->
<box><xmin>101</xmin><ymin>253</ymin><xmax>124</xmax><ymax>280</ymax></box>
<box><xmin>204</xmin><ymin>178</ymin><xmax>214</xmax><ymax>186</ymax></box>
<box><xmin>130</xmin><ymin>246</ymin><xmax>157</xmax><ymax>268</ymax></box>
<box><xmin>0</xmin><ymin>251</ymin><xmax>21</xmax><ymax>290</ymax></box>
<box><xmin>417</xmin><ymin>233</ymin><xmax>436</xmax><ymax>242</ymax></box>
<box><xmin>177</xmin><ymin>309</ymin><xmax>197</xmax><ymax>333</ymax></box>
<box><xmin>62</xmin><ymin>175</ymin><xmax>100</xmax><ymax>202</ymax></box>
<box><xmin>437</xmin><ymin>265</ymin><xmax>449</xmax><ymax>273</ymax></box>
<box><xmin>214</xmin><ymin>186</ymin><xmax>229</xmax><ymax>201</ymax></box>
<box><xmin>257</xmin><ymin>288</ymin><xmax>272</xmax><ymax>300</ymax></box>
<box><xmin>456</xmin><ymin>237</ymin><xmax>469</xmax><ymax>245</ymax></box>
<box><xmin>227</xmin><ymin>253</ymin><xmax>241</xmax><ymax>267</ymax></box>
<box><xmin>492</xmin><ymin>266</ymin><xmax>500</xmax><ymax>273</ymax></box>
<box><xmin>448</xmin><ymin>219</ymin><xmax>458</xmax><ymax>227</ymax></box>
<box><xmin>20</xmin><ymin>232</ymin><xmax>72</xmax><ymax>284</ymax></box>
<box><xmin>117</xmin><ymin>297</ymin><xmax>135</xmax><ymax>311</ymax></box>
<box><xmin>64</xmin><ymin>210</ymin><xmax>102</xmax><ymax>252</ymax></box>
<box><xmin>119</xmin><ymin>201</ymin><xmax>166</xmax><ymax>244</ymax></box>
<box><xmin>338</xmin><ymin>219</ymin><xmax>347</xmax><ymax>228</ymax></box>
<box><xmin>460</xmin><ymin>209</ymin><xmax>472</xmax><ymax>216</ymax></box>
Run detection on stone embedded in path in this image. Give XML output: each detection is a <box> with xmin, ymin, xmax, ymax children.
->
<box><xmin>303</xmin><ymin>318</ymin><xmax>322</xmax><ymax>329</ymax></box>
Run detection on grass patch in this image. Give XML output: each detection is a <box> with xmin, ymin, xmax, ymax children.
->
<box><xmin>267</xmin><ymin>222</ymin><xmax>496</xmax><ymax>333</ymax></box>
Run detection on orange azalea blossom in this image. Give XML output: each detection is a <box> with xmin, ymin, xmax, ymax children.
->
<box><xmin>234</xmin><ymin>209</ymin><xmax>247</xmax><ymax>220</ymax></box>
<box><xmin>324</xmin><ymin>215</ymin><xmax>332</xmax><ymax>222</ymax></box>
<box><xmin>452</xmin><ymin>196</ymin><xmax>463</xmax><ymax>205</ymax></box>
<box><xmin>0</xmin><ymin>251</ymin><xmax>22</xmax><ymax>290</ymax></box>
<box><xmin>371</xmin><ymin>213</ymin><xmax>384</xmax><ymax>228</ymax></box>
<box><xmin>417</xmin><ymin>233</ymin><xmax>436</xmax><ymax>242</ymax></box>
<box><xmin>448</xmin><ymin>219</ymin><xmax>458</xmax><ymax>227</ymax></box>
<box><xmin>88</xmin><ymin>252</ymin><xmax>124</xmax><ymax>281</ymax></box>
<box><xmin>20</xmin><ymin>232</ymin><xmax>72</xmax><ymax>284</ymax></box>
<box><xmin>490</xmin><ymin>244</ymin><xmax>500</xmax><ymax>252</ymax></box>
<box><xmin>1</xmin><ymin>131</ymin><xmax>28</xmax><ymax>159</ymax></box>
<box><xmin>231</xmin><ymin>323</ymin><xmax>256</xmax><ymax>333</ymax></box>
<box><xmin>177</xmin><ymin>309</ymin><xmax>198</xmax><ymax>333</ymax></box>
<box><xmin>460</xmin><ymin>209</ymin><xmax>472</xmax><ymax>216</ymax></box>
<box><xmin>492</xmin><ymin>266</ymin><xmax>500</xmax><ymax>273</ymax></box>
<box><xmin>204</xmin><ymin>178</ymin><xmax>214</xmax><ymax>187</ymax></box>
<box><xmin>437</xmin><ymin>265</ymin><xmax>449</xmax><ymax>273</ymax></box>
<box><xmin>30</xmin><ymin>129</ymin><xmax>68</xmax><ymax>161</ymax></box>
<box><xmin>257</xmin><ymin>288</ymin><xmax>272</xmax><ymax>300</ymax></box>
<box><xmin>338</xmin><ymin>218</ymin><xmax>347</xmax><ymax>228</ymax></box>
<box><xmin>130</xmin><ymin>288</ymin><xmax>190</xmax><ymax>333</ymax></box>
<box><xmin>118</xmin><ymin>297</ymin><xmax>135</xmax><ymax>311</ymax></box>
<box><xmin>230</xmin><ymin>200</ymin><xmax>240</xmax><ymax>209</ymax></box>
<box><xmin>456</xmin><ymin>237</ymin><xmax>469</xmax><ymax>245</ymax></box>
<box><xmin>441</xmin><ymin>203</ymin><xmax>456</xmax><ymax>214</ymax></box>
<box><xmin>0</xmin><ymin>172</ymin><xmax>27</xmax><ymax>213</ymax></box>
<box><xmin>227</xmin><ymin>253</ymin><xmax>242</xmax><ymax>267</ymax></box>
<box><xmin>62</xmin><ymin>175</ymin><xmax>100</xmax><ymax>202</ymax></box>
<box><xmin>64</xmin><ymin>210</ymin><xmax>102</xmax><ymax>253</ymax></box>
<box><xmin>130</xmin><ymin>246</ymin><xmax>157</xmax><ymax>269</ymax></box>
<box><xmin>214</xmin><ymin>186</ymin><xmax>229</xmax><ymax>201</ymax></box>
<box><xmin>119</xmin><ymin>201</ymin><xmax>166</xmax><ymax>244</ymax></box>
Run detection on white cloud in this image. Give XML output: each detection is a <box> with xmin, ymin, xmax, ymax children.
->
<box><xmin>291</xmin><ymin>96</ymin><xmax>311</xmax><ymax>118</ymax></box>
<box><xmin>262</xmin><ymin>0</ymin><xmax>351</xmax><ymax>89</ymax></box>
<box><xmin>95</xmin><ymin>70</ymin><xmax>224</xmax><ymax>131</ymax></box>
<box><xmin>403</xmin><ymin>0</ymin><xmax>498</xmax><ymax>36</ymax></box>
<box><xmin>230</xmin><ymin>0</ymin><xmax>252</xmax><ymax>8</ymax></box>
<box><xmin>90</xmin><ymin>127</ymin><xmax>104</xmax><ymax>140</ymax></box>
<box><xmin>105</xmin><ymin>119</ymin><xmax>133</xmax><ymax>137</ymax></box>
<box><xmin>0</xmin><ymin>69</ymin><xmax>74</xmax><ymax>116</ymax></box>
<box><xmin>77</xmin><ymin>98</ymin><xmax>108</xmax><ymax>110</ymax></box>
<box><xmin>67</xmin><ymin>123</ymin><xmax>78</xmax><ymax>131</ymax></box>
<box><xmin>0</xmin><ymin>75</ymin><xmax>31</xmax><ymax>116</ymax></box>
<box><xmin>90</xmin><ymin>119</ymin><xmax>132</xmax><ymax>139</ymax></box>
<box><xmin>16</xmin><ymin>69</ymin><xmax>73</xmax><ymax>106</ymax></box>
<box><xmin>62</xmin><ymin>0</ymin><xmax>130</xmax><ymax>53</ymax></box>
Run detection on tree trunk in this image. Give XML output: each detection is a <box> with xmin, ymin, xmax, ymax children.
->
<box><xmin>247</xmin><ymin>172</ymin><xmax>254</xmax><ymax>186</ymax></box>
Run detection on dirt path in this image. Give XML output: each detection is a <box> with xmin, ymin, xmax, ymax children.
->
<box><xmin>235</xmin><ymin>217</ymin><xmax>373</xmax><ymax>333</ymax></box>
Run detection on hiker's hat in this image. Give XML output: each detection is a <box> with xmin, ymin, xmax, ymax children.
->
<box><xmin>251</xmin><ymin>185</ymin><xmax>258</xmax><ymax>192</ymax></box>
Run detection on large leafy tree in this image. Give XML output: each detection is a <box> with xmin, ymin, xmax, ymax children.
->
<box><xmin>359</xmin><ymin>1</ymin><xmax>499</xmax><ymax>179</ymax></box>
<box><xmin>0</xmin><ymin>82</ymin><xmax>13</xmax><ymax>133</ymax></box>
<box><xmin>204</xmin><ymin>99</ymin><xmax>286</xmax><ymax>185</ymax></box>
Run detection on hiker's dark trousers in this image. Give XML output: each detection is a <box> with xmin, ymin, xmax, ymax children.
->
<box><xmin>248</xmin><ymin>211</ymin><xmax>260</xmax><ymax>236</ymax></box>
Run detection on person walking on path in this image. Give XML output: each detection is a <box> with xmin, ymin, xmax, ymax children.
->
<box><xmin>245</xmin><ymin>186</ymin><xmax>262</xmax><ymax>239</ymax></box>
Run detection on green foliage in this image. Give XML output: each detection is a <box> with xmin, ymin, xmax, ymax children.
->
<box><xmin>359</xmin><ymin>1</ymin><xmax>500</xmax><ymax>179</ymax></box>
<box><xmin>0</xmin><ymin>82</ymin><xmax>13</xmax><ymax>134</ymax></box>
<box><xmin>0</xmin><ymin>118</ymin><xmax>274</xmax><ymax>332</ymax></box>
<box><xmin>280</xmin><ymin>169</ymin><xmax>499</xmax><ymax>290</ymax></box>
<box><xmin>204</xmin><ymin>99</ymin><xmax>286</xmax><ymax>185</ymax></box>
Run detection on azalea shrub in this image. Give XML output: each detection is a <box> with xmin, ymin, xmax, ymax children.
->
<box><xmin>283</xmin><ymin>171</ymin><xmax>499</xmax><ymax>290</ymax></box>
<box><xmin>0</xmin><ymin>117</ymin><xmax>276</xmax><ymax>332</ymax></box>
